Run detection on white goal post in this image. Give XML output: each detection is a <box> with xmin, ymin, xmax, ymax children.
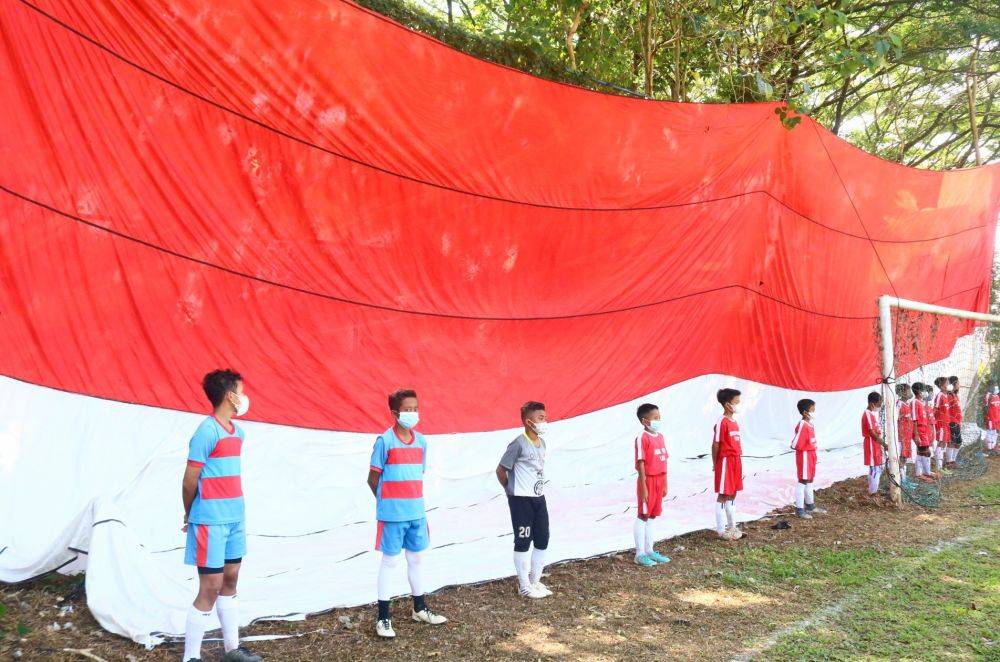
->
<box><xmin>878</xmin><ymin>295</ymin><xmax>1000</xmax><ymax>505</ymax></box>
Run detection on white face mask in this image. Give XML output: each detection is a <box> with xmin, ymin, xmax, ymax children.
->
<box><xmin>808</xmin><ymin>412</ymin><xmax>817</xmax><ymax>421</ymax></box>
<box><xmin>729</xmin><ymin>406</ymin><xmax>738</xmax><ymax>416</ymax></box>
<box><xmin>531</xmin><ymin>421</ymin><xmax>549</xmax><ymax>437</ymax></box>
<box><xmin>993</xmin><ymin>387</ymin><xmax>999</xmax><ymax>394</ymax></box>
<box><xmin>647</xmin><ymin>419</ymin><xmax>662</xmax><ymax>433</ymax></box>
<box><xmin>945</xmin><ymin>384</ymin><xmax>953</xmax><ymax>392</ymax></box>
<box><xmin>233</xmin><ymin>393</ymin><xmax>250</xmax><ymax>417</ymax></box>
<box><xmin>397</xmin><ymin>411</ymin><xmax>419</xmax><ymax>429</ymax></box>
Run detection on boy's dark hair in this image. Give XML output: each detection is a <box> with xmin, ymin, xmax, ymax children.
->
<box><xmin>868</xmin><ymin>391</ymin><xmax>883</xmax><ymax>406</ymax></box>
<box><xmin>203</xmin><ymin>369</ymin><xmax>242</xmax><ymax>408</ymax></box>
<box><xmin>911</xmin><ymin>381</ymin><xmax>924</xmax><ymax>395</ymax></box>
<box><xmin>636</xmin><ymin>403</ymin><xmax>659</xmax><ymax>421</ymax></box>
<box><xmin>797</xmin><ymin>398</ymin><xmax>815</xmax><ymax>415</ymax></box>
<box><xmin>934</xmin><ymin>376</ymin><xmax>946</xmax><ymax>388</ymax></box>
<box><xmin>896</xmin><ymin>383</ymin><xmax>911</xmax><ymax>397</ymax></box>
<box><xmin>520</xmin><ymin>401</ymin><xmax>546</xmax><ymax>422</ymax></box>
<box><xmin>388</xmin><ymin>388</ymin><xmax>417</xmax><ymax>411</ymax></box>
<box><xmin>948</xmin><ymin>375</ymin><xmax>959</xmax><ymax>384</ymax></box>
<box><xmin>717</xmin><ymin>388</ymin><xmax>741</xmax><ymax>406</ymax></box>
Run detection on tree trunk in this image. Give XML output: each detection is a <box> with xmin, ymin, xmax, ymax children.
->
<box><xmin>672</xmin><ymin>4</ymin><xmax>681</xmax><ymax>101</ymax></box>
<box><xmin>564</xmin><ymin>1</ymin><xmax>589</xmax><ymax>71</ymax></box>
<box><xmin>966</xmin><ymin>36</ymin><xmax>982</xmax><ymax>166</ymax></box>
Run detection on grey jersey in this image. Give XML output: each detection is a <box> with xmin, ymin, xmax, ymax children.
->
<box><xmin>499</xmin><ymin>434</ymin><xmax>547</xmax><ymax>497</ymax></box>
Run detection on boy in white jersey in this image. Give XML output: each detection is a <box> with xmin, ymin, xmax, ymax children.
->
<box><xmin>497</xmin><ymin>401</ymin><xmax>551</xmax><ymax>599</ymax></box>
<box><xmin>633</xmin><ymin>403</ymin><xmax>670</xmax><ymax>566</ymax></box>
<box><xmin>181</xmin><ymin>369</ymin><xmax>261</xmax><ymax>662</ymax></box>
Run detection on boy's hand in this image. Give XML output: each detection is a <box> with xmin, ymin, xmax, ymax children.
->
<box><xmin>640</xmin><ymin>485</ymin><xmax>648</xmax><ymax>504</ymax></box>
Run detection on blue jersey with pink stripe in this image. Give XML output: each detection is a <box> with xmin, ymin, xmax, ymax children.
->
<box><xmin>187</xmin><ymin>416</ymin><xmax>245</xmax><ymax>525</ymax></box>
<box><xmin>370</xmin><ymin>427</ymin><xmax>427</xmax><ymax>522</ymax></box>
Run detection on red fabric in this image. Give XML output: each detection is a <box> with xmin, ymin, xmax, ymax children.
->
<box><xmin>208</xmin><ymin>436</ymin><xmax>242</xmax><ymax>458</ymax></box>
<box><xmin>714</xmin><ymin>417</ymin><xmax>742</xmax><ymax>457</ymax></box>
<box><xmin>199</xmin><ymin>476</ymin><xmax>243</xmax><ymax>500</ymax></box>
<box><xmin>791</xmin><ymin>421</ymin><xmax>816</xmax><ymax>452</ymax></box>
<box><xmin>638</xmin><ymin>473</ymin><xmax>665</xmax><ymax>517</ymax></box>
<box><xmin>897</xmin><ymin>401</ymin><xmax>914</xmax><ymax>448</ymax></box>
<box><xmin>714</xmin><ymin>455</ymin><xmax>743</xmax><ymax>496</ymax></box>
<box><xmin>795</xmin><ymin>450</ymin><xmax>817</xmax><ymax>482</ymax></box>
<box><xmin>386</xmin><ymin>447</ymin><xmax>424</xmax><ymax>465</ymax></box>
<box><xmin>195</xmin><ymin>524</ymin><xmax>209</xmax><ymax>568</ymax></box>
<box><xmin>949</xmin><ymin>393</ymin><xmax>962</xmax><ymax>423</ymax></box>
<box><xmin>1</xmin><ymin>0</ymin><xmax>998</xmax><ymax>433</ymax></box>
<box><xmin>379</xmin><ymin>480</ymin><xmax>423</xmax><ymax>499</ymax></box>
<box><xmin>634</xmin><ymin>431</ymin><xmax>667</xmax><ymax>475</ymax></box>
<box><xmin>862</xmin><ymin>410</ymin><xmax>883</xmax><ymax>465</ymax></box>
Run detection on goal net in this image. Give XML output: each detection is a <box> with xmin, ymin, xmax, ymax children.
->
<box><xmin>878</xmin><ymin>296</ymin><xmax>996</xmax><ymax>507</ymax></box>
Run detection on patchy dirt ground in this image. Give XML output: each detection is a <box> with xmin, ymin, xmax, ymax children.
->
<box><xmin>3</xmin><ymin>459</ymin><xmax>998</xmax><ymax>662</ymax></box>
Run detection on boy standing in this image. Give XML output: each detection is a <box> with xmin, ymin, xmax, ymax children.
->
<box><xmin>911</xmin><ymin>383</ymin><xmax>936</xmax><ymax>481</ymax></box>
<box><xmin>182</xmin><ymin>369</ymin><xmax>261</xmax><ymax>662</ymax></box>
<box><xmin>497</xmin><ymin>402</ymin><xmax>552</xmax><ymax>599</ymax></box>
<box><xmin>985</xmin><ymin>381</ymin><xmax>1000</xmax><ymax>455</ymax></box>
<box><xmin>712</xmin><ymin>389</ymin><xmax>745</xmax><ymax>541</ymax></box>
<box><xmin>790</xmin><ymin>399</ymin><xmax>825</xmax><ymax>518</ymax></box>
<box><xmin>368</xmin><ymin>389</ymin><xmax>447</xmax><ymax>639</ymax></box>
<box><xmin>947</xmin><ymin>376</ymin><xmax>963</xmax><ymax>466</ymax></box>
<box><xmin>932</xmin><ymin>377</ymin><xmax>951</xmax><ymax>473</ymax></box>
<box><xmin>861</xmin><ymin>391</ymin><xmax>886</xmax><ymax>500</ymax></box>
<box><xmin>632</xmin><ymin>404</ymin><xmax>671</xmax><ymax>566</ymax></box>
<box><xmin>895</xmin><ymin>383</ymin><xmax>915</xmax><ymax>481</ymax></box>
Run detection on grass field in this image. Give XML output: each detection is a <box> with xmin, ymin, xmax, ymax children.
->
<box><xmin>2</xmin><ymin>461</ymin><xmax>998</xmax><ymax>661</ymax></box>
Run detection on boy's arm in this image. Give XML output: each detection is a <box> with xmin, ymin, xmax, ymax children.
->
<box><xmin>711</xmin><ymin>441</ymin><xmax>719</xmax><ymax>465</ymax></box>
<box><xmin>367</xmin><ymin>469</ymin><xmax>381</xmax><ymax>496</ymax></box>
<box><xmin>637</xmin><ymin>460</ymin><xmax>647</xmax><ymax>503</ymax></box>
<box><xmin>181</xmin><ymin>464</ymin><xmax>201</xmax><ymax>529</ymax></box>
<box><xmin>496</xmin><ymin>465</ymin><xmax>509</xmax><ymax>489</ymax></box>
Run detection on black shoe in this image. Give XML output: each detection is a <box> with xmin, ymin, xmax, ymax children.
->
<box><xmin>222</xmin><ymin>647</ymin><xmax>262</xmax><ymax>662</ymax></box>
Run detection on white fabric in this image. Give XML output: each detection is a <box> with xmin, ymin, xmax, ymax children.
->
<box><xmin>643</xmin><ymin>518</ymin><xmax>655</xmax><ymax>555</ymax></box>
<box><xmin>868</xmin><ymin>466</ymin><xmax>883</xmax><ymax>494</ymax></box>
<box><xmin>405</xmin><ymin>550</ymin><xmax>423</xmax><ymax>597</ymax></box>
<box><xmin>376</xmin><ymin>553</ymin><xmax>400</xmax><ymax>601</ymax></box>
<box><xmin>512</xmin><ymin>550</ymin><xmax>530</xmax><ymax>590</ymax></box>
<box><xmin>632</xmin><ymin>519</ymin><xmax>645</xmax><ymax>556</ymax></box>
<box><xmin>794</xmin><ymin>482</ymin><xmax>805</xmax><ymax>509</ymax></box>
<box><xmin>183</xmin><ymin>607</ymin><xmax>212</xmax><ymax>661</ymax></box>
<box><xmin>723</xmin><ymin>500</ymin><xmax>736</xmax><ymax>528</ymax></box>
<box><xmin>804</xmin><ymin>483</ymin><xmax>815</xmax><ymax>506</ymax></box>
<box><xmin>713</xmin><ymin>502</ymin><xmax>725</xmax><ymax>534</ymax></box>
<box><xmin>215</xmin><ymin>594</ymin><xmax>239</xmax><ymax>653</ymax></box>
<box><xmin>0</xmin><ymin>340</ymin><xmax>980</xmax><ymax>646</ymax></box>
<box><xmin>529</xmin><ymin>547</ymin><xmax>546</xmax><ymax>585</ymax></box>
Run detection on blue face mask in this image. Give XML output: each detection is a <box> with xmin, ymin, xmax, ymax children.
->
<box><xmin>647</xmin><ymin>419</ymin><xmax>662</xmax><ymax>433</ymax></box>
<box><xmin>397</xmin><ymin>411</ymin><xmax>419</xmax><ymax>429</ymax></box>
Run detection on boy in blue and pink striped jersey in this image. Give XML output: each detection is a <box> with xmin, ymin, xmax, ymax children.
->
<box><xmin>367</xmin><ymin>388</ymin><xmax>448</xmax><ymax>639</ymax></box>
<box><xmin>181</xmin><ymin>369</ymin><xmax>260</xmax><ymax>662</ymax></box>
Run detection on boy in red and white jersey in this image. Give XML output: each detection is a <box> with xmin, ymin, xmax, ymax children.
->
<box><xmin>932</xmin><ymin>377</ymin><xmax>952</xmax><ymax>473</ymax></box>
<box><xmin>712</xmin><ymin>388</ymin><xmax>745</xmax><ymax>541</ymax></box>
<box><xmin>632</xmin><ymin>403</ymin><xmax>671</xmax><ymax>566</ymax></box>
<box><xmin>911</xmin><ymin>382</ymin><xmax>936</xmax><ymax>481</ymax></box>
<box><xmin>790</xmin><ymin>398</ymin><xmax>824</xmax><ymax>518</ymax></box>
<box><xmin>985</xmin><ymin>381</ymin><xmax>1000</xmax><ymax>454</ymax></box>
<box><xmin>895</xmin><ymin>383</ymin><xmax>915</xmax><ymax>480</ymax></box>
<box><xmin>946</xmin><ymin>376</ymin><xmax>963</xmax><ymax>466</ymax></box>
<box><xmin>862</xmin><ymin>391</ymin><xmax>886</xmax><ymax>499</ymax></box>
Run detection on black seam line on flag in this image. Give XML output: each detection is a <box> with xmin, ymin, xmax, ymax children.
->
<box><xmin>11</xmin><ymin>1</ymin><xmax>989</xmax><ymax>245</ymax></box>
<box><xmin>0</xmin><ymin>185</ymin><xmax>985</xmax><ymax>322</ymax></box>
<box><xmin>810</xmin><ymin>121</ymin><xmax>900</xmax><ymax>299</ymax></box>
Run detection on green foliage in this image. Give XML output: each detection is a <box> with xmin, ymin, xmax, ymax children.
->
<box><xmin>361</xmin><ymin>0</ymin><xmax>997</xmax><ymax>169</ymax></box>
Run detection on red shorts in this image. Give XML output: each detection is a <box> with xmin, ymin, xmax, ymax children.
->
<box><xmin>714</xmin><ymin>454</ymin><xmax>743</xmax><ymax>496</ymax></box>
<box><xmin>638</xmin><ymin>473</ymin><xmax>666</xmax><ymax>517</ymax></box>
<box><xmin>935</xmin><ymin>425</ymin><xmax>949</xmax><ymax>444</ymax></box>
<box><xmin>795</xmin><ymin>450</ymin><xmax>816</xmax><ymax>482</ymax></box>
<box><xmin>898</xmin><ymin>439</ymin><xmax>912</xmax><ymax>459</ymax></box>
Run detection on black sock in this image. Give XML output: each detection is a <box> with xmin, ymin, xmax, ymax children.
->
<box><xmin>378</xmin><ymin>600</ymin><xmax>390</xmax><ymax>621</ymax></box>
<box><xmin>413</xmin><ymin>594</ymin><xmax>426</xmax><ymax>612</ymax></box>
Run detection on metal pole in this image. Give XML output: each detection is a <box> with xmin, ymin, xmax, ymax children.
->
<box><xmin>878</xmin><ymin>295</ymin><xmax>1000</xmax><ymax>507</ymax></box>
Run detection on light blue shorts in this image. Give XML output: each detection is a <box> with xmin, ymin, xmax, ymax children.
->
<box><xmin>375</xmin><ymin>518</ymin><xmax>429</xmax><ymax>555</ymax></box>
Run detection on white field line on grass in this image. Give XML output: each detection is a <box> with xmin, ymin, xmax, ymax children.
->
<box><xmin>729</xmin><ymin>526</ymin><xmax>993</xmax><ymax>662</ymax></box>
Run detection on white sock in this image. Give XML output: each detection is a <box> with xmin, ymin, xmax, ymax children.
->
<box><xmin>633</xmin><ymin>519</ymin><xmax>646</xmax><ymax>557</ymax></box>
<box><xmin>804</xmin><ymin>484</ymin><xmax>814</xmax><ymax>506</ymax></box>
<box><xmin>644</xmin><ymin>518</ymin><xmax>655</xmax><ymax>555</ymax></box>
<box><xmin>714</xmin><ymin>502</ymin><xmax>725</xmax><ymax>534</ymax></box>
<box><xmin>377</xmin><ymin>552</ymin><xmax>401</xmax><ymax>601</ymax></box>
<box><xmin>723</xmin><ymin>501</ymin><xmax>736</xmax><ymax>528</ymax></box>
<box><xmin>923</xmin><ymin>456</ymin><xmax>933</xmax><ymax>475</ymax></box>
<box><xmin>794</xmin><ymin>483</ymin><xmax>805</xmax><ymax>509</ymax></box>
<box><xmin>513</xmin><ymin>550</ymin><xmax>531</xmax><ymax>590</ymax></box>
<box><xmin>529</xmin><ymin>547</ymin><xmax>547</xmax><ymax>585</ymax></box>
<box><xmin>914</xmin><ymin>457</ymin><xmax>923</xmax><ymax>476</ymax></box>
<box><xmin>899</xmin><ymin>463</ymin><xmax>907</xmax><ymax>479</ymax></box>
<box><xmin>405</xmin><ymin>550</ymin><xmax>423</xmax><ymax>598</ymax></box>
<box><xmin>183</xmin><ymin>605</ymin><xmax>213</xmax><ymax>661</ymax></box>
<box><xmin>949</xmin><ymin>447</ymin><xmax>959</xmax><ymax>462</ymax></box>
<box><xmin>215</xmin><ymin>594</ymin><xmax>239</xmax><ymax>653</ymax></box>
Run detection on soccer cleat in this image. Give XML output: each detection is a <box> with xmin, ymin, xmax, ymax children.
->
<box><xmin>726</xmin><ymin>526</ymin><xmax>746</xmax><ymax>540</ymax></box>
<box><xmin>519</xmin><ymin>584</ymin><xmax>547</xmax><ymax>599</ymax></box>
<box><xmin>532</xmin><ymin>581</ymin><xmax>553</xmax><ymax>597</ymax></box>
<box><xmin>806</xmin><ymin>505</ymin><xmax>827</xmax><ymax>515</ymax></box>
<box><xmin>634</xmin><ymin>554</ymin><xmax>657</xmax><ymax>566</ymax></box>
<box><xmin>412</xmin><ymin>608</ymin><xmax>448</xmax><ymax>625</ymax></box>
<box><xmin>794</xmin><ymin>508</ymin><xmax>813</xmax><ymax>519</ymax></box>
<box><xmin>647</xmin><ymin>550</ymin><xmax>671</xmax><ymax>564</ymax></box>
<box><xmin>221</xmin><ymin>647</ymin><xmax>262</xmax><ymax>662</ymax></box>
<box><xmin>376</xmin><ymin>618</ymin><xmax>396</xmax><ymax>638</ymax></box>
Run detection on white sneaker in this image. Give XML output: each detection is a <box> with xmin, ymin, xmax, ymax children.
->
<box><xmin>727</xmin><ymin>526</ymin><xmax>746</xmax><ymax>540</ymax></box>
<box><xmin>519</xmin><ymin>584</ymin><xmax>547</xmax><ymax>599</ymax></box>
<box><xmin>411</xmin><ymin>608</ymin><xmax>448</xmax><ymax>625</ymax></box>
<box><xmin>375</xmin><ymin>618</ymin><xmax>396</xmax><ymax>638</ymax></box>
<box><xmin>532</xmin><ymin>581</ymin><xmax>553</xmax><ymax>597</ymax></box>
